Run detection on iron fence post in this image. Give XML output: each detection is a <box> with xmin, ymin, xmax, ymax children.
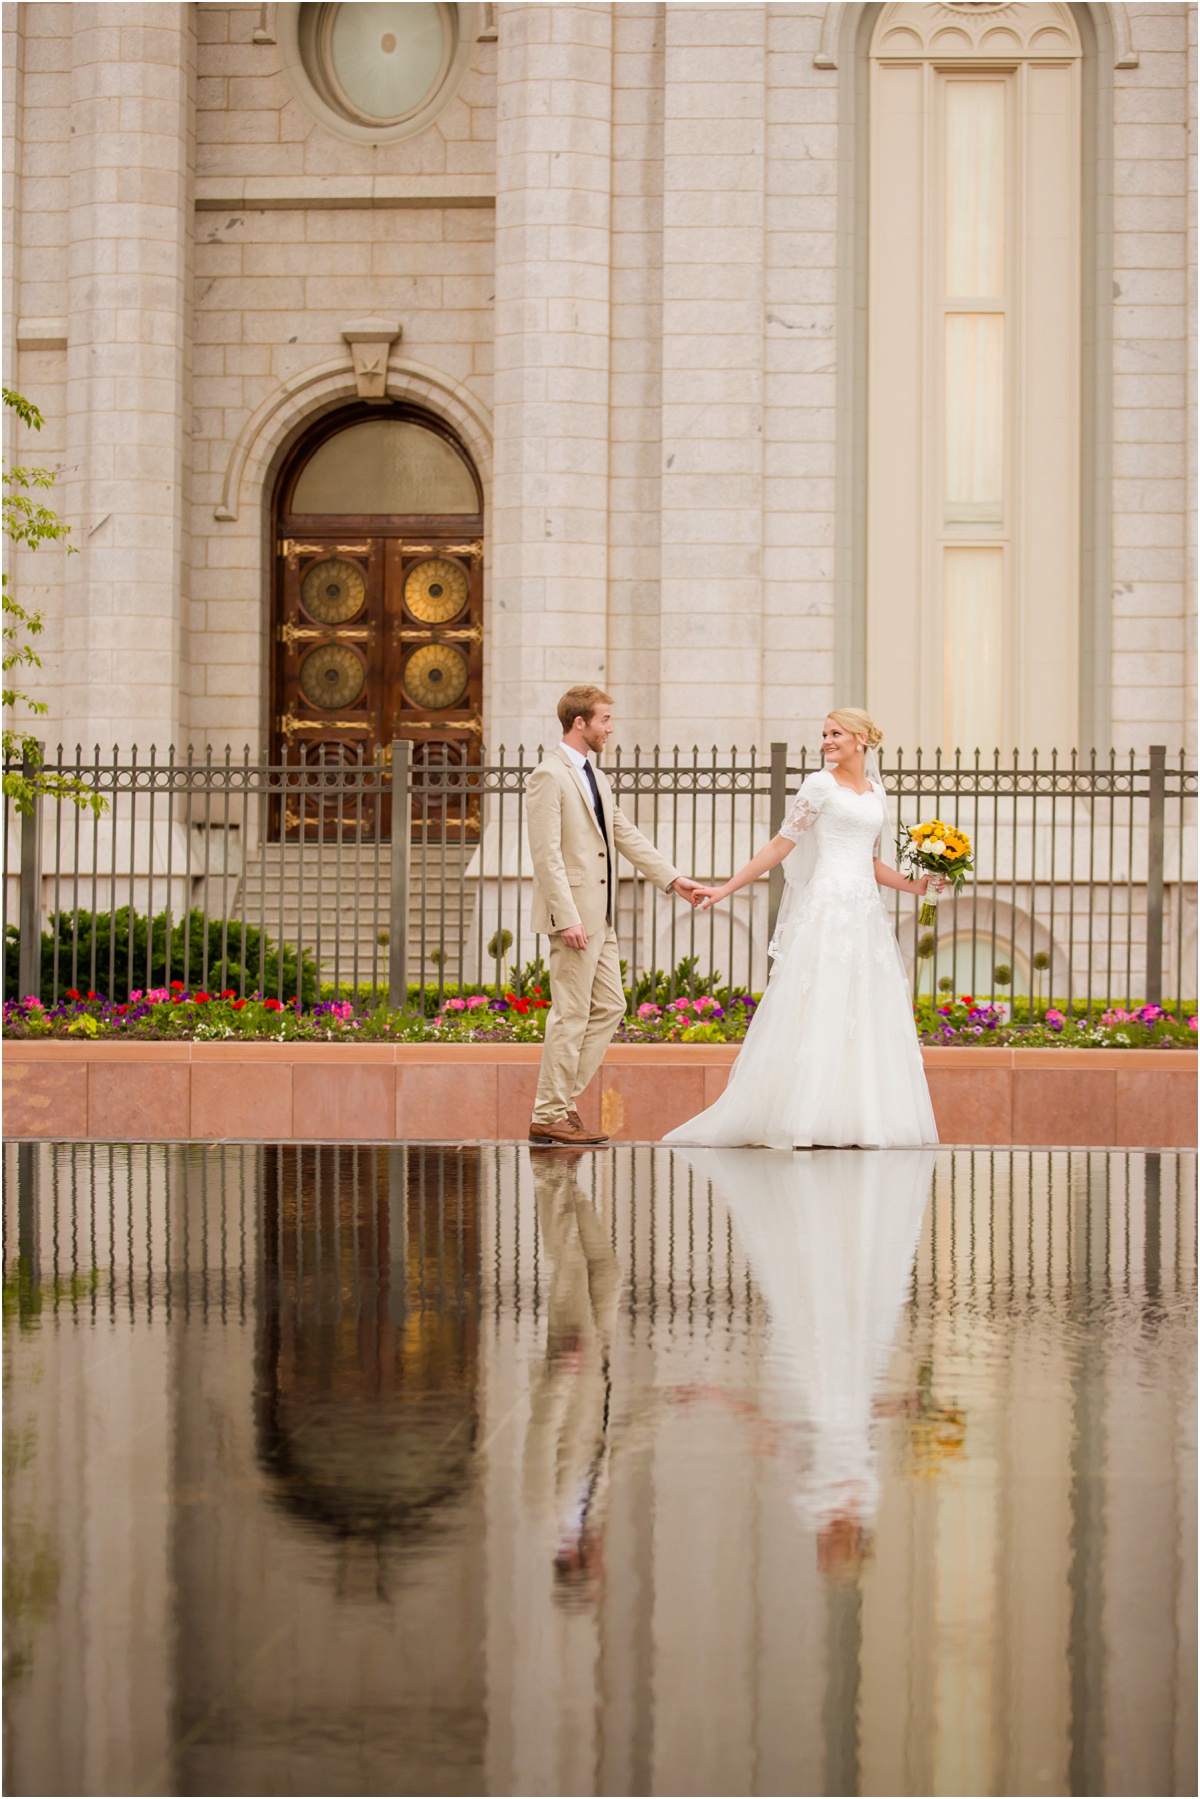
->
<box><xmin>18</xmin><ymin>741</ymin><xmax>44</xmax><ymax>1000</ymax></box>
<box><xmin>389</xmin><ymin>739</ymin><xmax>411</xmax><ymax>1011</ymax></box>
<box><xmin>767</xmin><ymin>741</ymin><xmax>788</xmax><ymax>943</ymax></box>
<box><xmin>1145</xmin><ymin>743</ymin><xmax>1166</xmax><ymax>1006</ymax></box>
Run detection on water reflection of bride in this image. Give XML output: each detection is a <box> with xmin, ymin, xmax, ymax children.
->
<box><xmin>674</xmin><ymin>1147</ymin><xmax>934</xmax><ymax>1572</ymax></box>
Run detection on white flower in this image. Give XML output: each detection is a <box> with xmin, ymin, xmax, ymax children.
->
<box><xmin>926</xmin><ymin>839</ymin><xmax>946</xmax><ymax>857</ymax></box>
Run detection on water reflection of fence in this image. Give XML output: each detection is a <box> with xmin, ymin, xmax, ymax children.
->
<box><xmin>4</xmin><ymin>1143</ymin><xmax>1194</xmax><ymax>1331</ymax></box>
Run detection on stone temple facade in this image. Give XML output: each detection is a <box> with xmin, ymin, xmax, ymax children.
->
<box><xmin>2</xmin><ymin>0</ymin><xmax>1196</xmax><ymax>766</ymax></box>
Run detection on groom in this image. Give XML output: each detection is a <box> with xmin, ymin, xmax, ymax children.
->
<box><xmin>525</xmin><ymin>686</ymin><xmax>701</xmax><ymax>1146</ymax></box>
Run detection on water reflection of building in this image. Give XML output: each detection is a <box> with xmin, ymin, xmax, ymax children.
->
<box><xmin>257</xmin><ymin>1144</ymin><xmax>480</xmax><ymax>1549</ymax></box>
<box><xmin>171</xmin><ymin>1142</ymin><xmax>487</xmax><ymax>1792</ymax></box>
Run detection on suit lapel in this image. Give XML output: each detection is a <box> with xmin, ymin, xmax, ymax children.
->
<box><xmin>554</xmin><ymin>745</ymin><xmax>606</xmax><ymax>844</ymax></box>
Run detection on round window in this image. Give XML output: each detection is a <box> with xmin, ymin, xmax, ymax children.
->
<box><xmin>283</xmin><ymin>3</ymin><xmax>477</xmax><ymax>145</ymax></box>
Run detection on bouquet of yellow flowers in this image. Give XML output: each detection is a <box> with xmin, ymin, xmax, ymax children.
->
<box><xmin>897</xmin><ymin>819</ymin><xmax>974</xmax><ymax>926</ymax></box>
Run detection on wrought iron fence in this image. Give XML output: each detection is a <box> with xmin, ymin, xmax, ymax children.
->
<box><xmin>3</xmin><ymin>740</ymin><xmax>1196</xmax><ymax>1016</ymax></box>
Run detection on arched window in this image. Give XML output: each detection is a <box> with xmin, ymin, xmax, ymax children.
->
<box><xmin>865</xmin><ymin>2</ymin><xmax>1082</xmax><ymax>753</ymax></box>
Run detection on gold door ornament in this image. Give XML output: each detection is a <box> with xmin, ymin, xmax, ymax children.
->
<box><xmin>299</xmin><ymin>643</ymin><xmax>367</xmax><ymax>710</ymax></box>
<box><xmin>300</xmin><ymin>556</ymin><xmax>367</xmax><ymax>624</ymax></box>
<box><xmin>403</xmin><ymin>556</ymin><xmax>469</xmax><ymax>624</ymax></box>
<box><xmin>402</xmin><ymin>642</ymin><xmax>469</xmax><ymax>709</ymax></box>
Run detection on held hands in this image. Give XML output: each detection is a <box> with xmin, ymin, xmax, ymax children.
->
<box><xmin>671</xmin><ymin>876</ymin><xmax>725</xmax><ymax>912</ymax></box>
<box><xmin>563</xmin><ymin>877</ymin><xmax>706</xmax><ymax>949</ymax></box>
<box><xmin>670</xmin><ymin>876</ymin><xmax>703</xmax><ymax>904</ymax></box>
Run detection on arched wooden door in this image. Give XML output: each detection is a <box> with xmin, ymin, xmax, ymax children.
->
<box><xmin>271</xmin><ymin>404</ymin><xmax>483</xmax><ymax>839</ymax></box>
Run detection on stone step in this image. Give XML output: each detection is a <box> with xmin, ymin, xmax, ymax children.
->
<box><xmin>240</xmin><ymin>842</ymin><xmax>477</xmax><ymax>985</ymax></box>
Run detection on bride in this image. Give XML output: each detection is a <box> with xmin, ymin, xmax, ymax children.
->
<box><xmin>664</xmin><ymin>709</ymin><xmax>938</xmax><ymax>1149</ymax></box>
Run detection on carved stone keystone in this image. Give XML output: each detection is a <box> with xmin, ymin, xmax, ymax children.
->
<box><xmin>341</xmin><ymin>318</ymin><xmax>402</xmax><ymax>400</ymax></box>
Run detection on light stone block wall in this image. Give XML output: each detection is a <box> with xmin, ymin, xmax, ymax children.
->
<box><xmin>1111</xmin><ymin>3</ymin><xmax>1195</xmax><ymax>755</ymax></box>
<box><xmin>657</xmin><ymin>5</ymin><xmax>768</xmax><ymax>753</ymax></box>
<box><xmin>762</xmin><ymin>4</ymin><xmax>836</xmax><ymax>750</ymax></box>
<box><xmin>490</xmin><ymin>2</ymin><xmax>615</xmax><ymax>750</ymax></box>
<box><xmin>2</xmin><ymin>0</ymin><xmax>1194</xmax><ymax>771</ymax></box>
<box><xmin>5</xmin><ymin>5</ymin><xmax>81</xmax><ymax>757</ymax></box>
<box><xmin>606</xmin><ymin>1</ymin><xmax>664</xmax><ymax>750</ymax></box>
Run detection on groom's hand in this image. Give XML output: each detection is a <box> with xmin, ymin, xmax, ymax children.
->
<box><xmin>560</xmin><ymin>924</ymin><xmax>588</xmax><ymax>950</ymax></box>
<box><xmin>670</xmin><ymin>876</ymin><xmax>702</xmax><ymax>904</ymax></box>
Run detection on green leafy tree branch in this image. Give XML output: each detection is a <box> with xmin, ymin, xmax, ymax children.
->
<box><xmin>3</xmin><ymin>387</ymin><xmax>104</xmax><ymax>817</ymax></box>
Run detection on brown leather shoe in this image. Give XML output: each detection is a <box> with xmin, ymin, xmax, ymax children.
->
<box><xmin>529</xmin><ymin>1115</ymin><xmax>604</xmax><ymax>1147</ymax></box>
<box><xmin>568</xmin><ymin>1108</ymin><xmax>609</xmax><ymax>1143</ymax></box>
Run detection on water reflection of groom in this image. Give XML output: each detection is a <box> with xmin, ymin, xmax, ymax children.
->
<box><xmin>523</xmin><ymin>1150</ymin><xmax>621</xmax><ymax>1606</ymax></box>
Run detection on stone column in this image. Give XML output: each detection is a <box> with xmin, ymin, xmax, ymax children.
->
<box><xmin>61</xmin><ymin>4</ymin><xmax>192</xmax><ymax>755</ymax></box>
<box><xmin>490</xmin><ymin>2</ymin><xmax>614</xmax><ymax>753</ymax></box>
<box><xmin>657</xmin><ymin>5</ymin><xmax>767</xmax><ymax>751</ymax></box>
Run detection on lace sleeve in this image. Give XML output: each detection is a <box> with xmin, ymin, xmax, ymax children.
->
<box><xmin>778</xmin><ymin>785</ymin><xmax>821</xmax><ymax>844</ymax></box>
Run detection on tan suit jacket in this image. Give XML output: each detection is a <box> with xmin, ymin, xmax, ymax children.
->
<box><xmin>526</xmin><ymin>746</ymin><xmax>680</xmax><ymax>935</ymax></box>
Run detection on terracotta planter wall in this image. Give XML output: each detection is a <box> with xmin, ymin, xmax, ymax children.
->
<box><xmin>3</xmin><ymin>1043</ymin><xmax>1196</xmax><ymax>1147</ymax></box>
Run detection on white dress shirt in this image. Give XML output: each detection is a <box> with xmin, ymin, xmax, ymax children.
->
<box><xmin>560</xmin><ymin>740</ymin><xmax>599</xmax><ymax>808</ymax></box>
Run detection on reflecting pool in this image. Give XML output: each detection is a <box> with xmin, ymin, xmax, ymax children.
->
<box><xmin>3</xmin><ymin>1144</ymin><xmax>1196</xmax><ymax>1797</ymax></box>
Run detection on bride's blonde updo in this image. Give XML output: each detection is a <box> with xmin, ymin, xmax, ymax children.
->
<box><xmin>827</xmin><ymin>707</ymin><xmax>883</xmax><ymax>752</ymax></box>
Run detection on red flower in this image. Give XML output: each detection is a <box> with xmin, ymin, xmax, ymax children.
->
<box><xmin>65</xmin><ymin>989</ymin><xmax>79</xmax><ymax>1001</ymax></box>
<box><xmin>171</xmin><ymin>981</ymin><xmax>184</xmax><ymax>992</ymax></box>
<box><xmin>959</xmin><ymin>995</ymin><xmax>973</xmax><ymax>1005</ymax></box>
<box><xmin>115</xmin><ymin>1004</ymin><xmax>127</xmax><ymax>1014</ymax></box>
<box><xmin>87</xmin><ymin>990</ymin><xmax>98</xmax><ymax>1000</ymax></box>
<box><xmin>513</xmin><ymin>997</ymin><xmax>531</xmax><ymax>1015</ymax></box>
<box><xmin>194</xmin><ymin>992</ymin><xmax>210</xmax><ymax>1003</ymax></box>
<box><xmin>220</xmin><ymin>988</ymin><xmax>235</xmax><ymax>999</ymax></box>
<box><xmin>263</xmin><ymin>998</ymin><xmax>283</xmax><ymax>1012</ymax></box>
<box><xmin>534</xmin><ymin>999</ymin><xmax>549</xmax><ymax>1009</ymax></box>
<box><xmin>231</xmin><ymin>998</ymin><xmax>246</xmax><ymax>1011</ymax></box>
<box><xmin>532</xmin><ymin>987</ymin><xmax>543</xmax><ymax>996</ymax></box>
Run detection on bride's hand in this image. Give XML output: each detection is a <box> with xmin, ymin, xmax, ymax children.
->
<box><xmin>914</xmin><ymin>874</ymin><xmax>930</xmax><ymax>896</ymax></box>
<box><xmin>692</xmin><ymin>884</ymin><xmax>726</xmax><ymax>912</ymax></box>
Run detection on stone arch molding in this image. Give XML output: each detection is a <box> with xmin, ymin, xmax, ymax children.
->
<box><xmin>814</xmin><ymin>0</ymin><xmax>1136</xmax><ymax>65</ymax></box>
<box><xmin>213</xmin><ymin>356</ymin><xmax>493</xmax><ymax>523</ymax></box>
<box><xmin>871</xmin><ymin>1</ymin><xmax>1080</xmax><ymax>59</ymax></box>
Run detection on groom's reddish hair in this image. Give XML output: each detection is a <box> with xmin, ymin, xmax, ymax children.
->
<box><xmin>557</xmin><ymin>685</ymin><xmax>613</xmax><ymax>732</ymax></box>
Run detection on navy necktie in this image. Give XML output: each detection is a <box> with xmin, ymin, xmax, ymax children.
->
<box><xmin>582</xmin><ymin>759</ymin><xmax>612</xmax><ymax>922</ymax></box>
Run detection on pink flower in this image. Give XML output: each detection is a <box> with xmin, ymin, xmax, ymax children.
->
<box><xmin>22</xmin><ymin>996</ymin><xmax>43</xmax><ymax>1009</ymax></box>
<box><xmin>1045</xmin><ymin>1008</ymin><xmax>1065</xmax><ymax>1025</ymax></box>
<box><xmin>670</xmin><ymin>997</ymin><xmax>693</xmax><ymax>1012</ymax></box>
<box><xmin>466</xmin><ymin>995</ymin><xmax>489</xmax><ymax>1009</ymax></box>
<box><xmin>637</xmin><ymin>1002</ymin><xmax>661</xmax><ymax>1019</ymax></box>
<box><xmin>695</xmin><ymin>996</ymin><xmax>718</xmax><ymax>1012</ymax></box>
<box><xmin>445</xmin><ymin>997</ymin><xmax>467</xmax><ymax>1011</ymax></box>
<box><xmin>1189</xmin><ymin>1017</ymin><xmax>1197</xmax><ymax>1031</ymax></box>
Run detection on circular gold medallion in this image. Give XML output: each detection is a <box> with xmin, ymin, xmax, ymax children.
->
<box><xmin>404</xmin><ymin>556</ymin><xmax>468</xmax><ymax>624</ymax></box>
<box><xmin>299</xmin><ymin>643</ymin><xmax>366</xmax><ymax>710</ymax></box>
<box><xmin>300</xmin><ymin>557</ymin><xmax>366</xmax><ymax>624</ymax></box>
<box><xmin>403</xmin><ymin>642</ymin><xmax>469</xmax><ymax>709</ymax></box>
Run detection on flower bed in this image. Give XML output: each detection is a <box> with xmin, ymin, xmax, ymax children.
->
<box><xmin>2</xmin><ymin>985</ymin><xmax>1195</xmax><ymax>1050</ymax></box>
<box><xmin>913</xmin><ymin>994</ymin><xmax>1196</xmax><ymax>1049</ymax></box>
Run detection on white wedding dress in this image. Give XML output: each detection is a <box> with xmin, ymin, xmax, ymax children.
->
<box><xmin>664</xmin><ymin>768</ymin><xmax>938</xmax><ymax>1148</ymax></box>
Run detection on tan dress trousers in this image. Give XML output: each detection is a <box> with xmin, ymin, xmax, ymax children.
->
<box><xmin>532</xmin><ymin>923</ymin><xmax>627</xmax><ymax>1128</ymax></box>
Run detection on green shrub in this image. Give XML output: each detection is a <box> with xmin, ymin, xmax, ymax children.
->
<box><xmin>5</xmin><ymin>907</ymin><xmax>317</xmax><ymax>1005</ymax></box>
